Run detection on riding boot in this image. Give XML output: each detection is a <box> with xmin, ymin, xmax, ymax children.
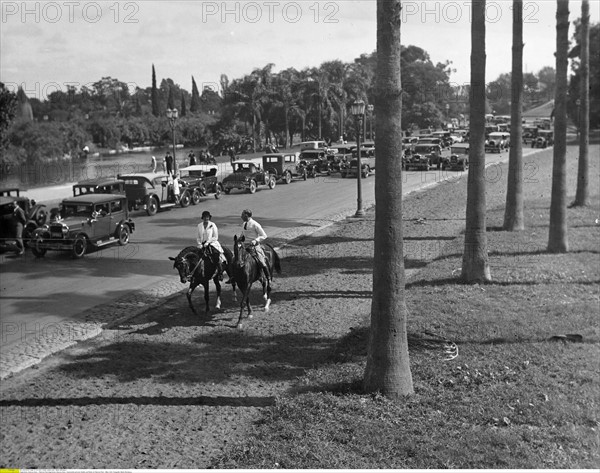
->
<box><xmin>261</xmin><ymin>263</ymin><xmax>272</xmax><ymax>283</ymax></box>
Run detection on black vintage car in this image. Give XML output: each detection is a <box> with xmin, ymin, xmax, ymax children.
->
<box><xmin>72</xmin><ymin>178</ymin><xmax>125</xmax><ymax>197</ymax></box>
<box><xmin>532</xmin><ymin>130</ymin><xmax>554</xmax><ymax>148</ymax></box>
<box><xmin>0</xmin><ymin>188</ymin><xmax>48</xmax><ymax>252</ymax></box>
<box><xmin>262</xmin><ymin>153</ymin><xmax>307</xmax><ymax>183</ymax></box>
<box><xmin>31</xmin><ymin>194</ymin><xmax>135</xmax><ymax>258</ymax></box>
<box><xmin>177</xmin><ymin>164</ymin><xmax>223</xmax><ymax>204</ymax></box>
<box><xmin>118</xmin><ymin>172</ymin><xmax>185</xmax><ymax>216</ymax></box>
<box><xmin>298</xmin><ymin>150</ymin><xmax>332</xmax><ymax>178</ymax></box>
<box><xmin>222</xmin><ymin>160</ymin><xmax>276</xmax><ymax>194</ymax></box>
<box><xmin>447</xmin><ymin>144</ymin><xmax>470</xmax><ymax>171</ymax></box>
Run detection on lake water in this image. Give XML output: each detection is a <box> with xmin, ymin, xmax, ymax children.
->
<box><xmin>0</xmin><ymin>148</ymin><xmax>241</xmax><ymax>190</ymax></box>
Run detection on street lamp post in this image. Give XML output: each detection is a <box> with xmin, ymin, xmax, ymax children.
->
<box><xmin>351</xmin><ymin>100</ymin><xmax>366</xmax><ymax>218</ymax></box>
<box><xmin>367</xmin><ymin>104</ymin><xmax>374</xmax><ymax>140</ymax></box>
<box><xmin>166</xmin><ymin>108</ymin><xmax>179</xmax><ymax>175</ymax></box>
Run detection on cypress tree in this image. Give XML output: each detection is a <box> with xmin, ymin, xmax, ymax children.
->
<box><xmin>190</xmin><ymin>76</ymin><xmax>201</xmax><ymax>113</ymax></box>
<box><xmin>151</xmin><ymin>64</ymin><xmax>159</xmax><ymax>117</ymax></box>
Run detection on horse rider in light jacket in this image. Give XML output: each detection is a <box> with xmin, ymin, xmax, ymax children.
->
<box><xmin>197</xmin><ymin>210</ymin><xmax>227</xmax><ymax>280</ymax></box>
<box><xmin>238</xmin><ymin>208</ymin><xmax>271</xmax><ymax>283</ymax></box>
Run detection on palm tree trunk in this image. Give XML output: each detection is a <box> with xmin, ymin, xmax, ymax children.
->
<box><xmin>504</xmin><ymin>0</ymin><xmax>525</xmax><ymax>231</ymax></box>
<box><xmin>363</xmin><ymin>0</ymin><xmax>414</xmax><ymax>398</ymax></box>
<box><xmin>548</xmin><ymin>0</ymin><xmax>570</xmax><ymax>253</ymax></box>
<box><xmin>462</xmin><ymin>0</ymin><xmax>492</xmax><ymax>282</ymax></box>
<box><xmin>574</xmin><ymin>0</ymin><xmax>589</xmax><ymax>206</ymax></box>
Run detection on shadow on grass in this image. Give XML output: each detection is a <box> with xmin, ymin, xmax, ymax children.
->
<box><xmin>406</xmin><ymin>277</ymin><xmax>600</xmax><ymax>288</ymax></box>
<box><xmin>59</xmin><ymin>331</ymin><xmax>337</xmax><ymax>386</ymax></box>
<box><xmin>0</xmin><ymin>394</ymin><xmax>275</xmax><ymax>409</ymax></box>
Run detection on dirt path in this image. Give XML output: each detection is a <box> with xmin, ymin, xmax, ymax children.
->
<box><xmin>1</xmin><ymin>142</ymin><xmax>595</xmax><ymax>468</ymax></box>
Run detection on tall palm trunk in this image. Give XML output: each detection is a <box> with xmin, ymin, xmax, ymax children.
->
<box><xmin>548</xmin><ymin>0</ymin><xmax>570</xmax><ymax>252</ymax></box>
<box><xmin>363</xmin><ymin>0</ymin><xmax>413</xmax><ymax>398</ymax></box>
<box><xmin>574</xmin><ymin>0</ymin><xmax>589</xmax><ymax>206</ymax></box>
<box><xmin>504</xmin><ymin>0</ymin><xmax>525</xmax><ymax>231</ymax></box>
<box><xmin>462</xmin><ymin>0</ymin><xmax>492</xmax><ymax>282</ymax></box>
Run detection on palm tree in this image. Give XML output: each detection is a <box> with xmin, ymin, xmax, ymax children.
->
<box><xmin>503</xmin><ymin>0</ymin><xmax>525</xmax><ymax>231</ymax></box>
<box><xmin>548</xmin><ymin>0</ymin><xmax>570</xmax><ymax>253</ymax></box>
<box><xmin>363</xmin><ymin>0</ymin><xmax>414</xmax><ymax>398</ymax></box>
<box><xmin>462</xmin><ymin>0</ymin><xmax>491</xmax><ymax>282</ymax></box>
<box><xmin>574</xmin><ymin>0</ymin><xmax>590</xmax><ymax>207</ymax></box>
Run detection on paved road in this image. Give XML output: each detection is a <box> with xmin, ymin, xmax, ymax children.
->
<box><xmin>1</xmin><ymin>147</ymin><xmax>534</xmax><ymax>378</ymax></box>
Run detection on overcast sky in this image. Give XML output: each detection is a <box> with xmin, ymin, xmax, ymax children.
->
<box><xmin>1</xmin><ymin>0</ymin><xmax>598</xmax><ymax>101</ymax></box>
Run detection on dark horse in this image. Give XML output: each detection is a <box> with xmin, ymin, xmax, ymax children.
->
<box><xmin>232</xmin><ymin>235</ymin><xmax>281</xmax><ymax>328</ymax></box>
<box><xmin>169</xmin><ymin>245</ymin><xmax>235</xmax><ymax>315</ymax></box>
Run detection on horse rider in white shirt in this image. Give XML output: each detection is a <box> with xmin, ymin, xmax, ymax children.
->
<box><xmin>233</xmin><ymin>208</ymin><xmax>271</xmax><ymax>283</ymax></box>
<box><xmin>197</xmin><ymin>210</ymin><xmax>227</xmax><ymax>280</ymax></box>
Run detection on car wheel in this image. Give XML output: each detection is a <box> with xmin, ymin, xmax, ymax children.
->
<box><xmin>180</xmin><ymin>191</ymin><xmax>191</xmax><ymax>208</ymax></box>
<box><xmin>224</xmin><ymin>187</ymin><xmax>231</xmax><ymax>195</ymax></box>
<box><xmin>248</xmin><ymin>180</ymin><xmax>257</xmax><ymax>194</ymax></box>
<box><xmin>341</xmin><ymin>172</ymin><xmax>347</xmax><ymax>178</ymax></box>
<box><xmin>146</xmin><ymin>197</ymin><xmax>158</xmax><ymax>216</ymax></box>
<box><xmin>284</xmin><ymin>172</ymin><xmax>292</xmax><ymax>184</ymax></box>
<box><xmin>72</xmin><ymin>235</ymin><xmax>88</xmax><ymax>258</ymax></box>
<box><xmin>32</xmin><ymin>238</ymin><xmax>46</xmax><ymax>257</ymax></box>
<box><xmin>268</xmin><ymin>177</ymin><xmax>276</xmax><ymax>189</ymax></box>
<box><xmin>118</xmin><ymin>226</ymin><xmax>130</xmax><ymax>246</ymax></box>
<box><xmin>191</xmin><ymin>189</ymin><xmax>201</xmax><ymax>205</ymax></box>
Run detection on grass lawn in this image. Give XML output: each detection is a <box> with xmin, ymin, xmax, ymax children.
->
<box><xmin>211</xmin><ymin>141</ymin><xmax>599</xmax><ymax>469</ymax></box>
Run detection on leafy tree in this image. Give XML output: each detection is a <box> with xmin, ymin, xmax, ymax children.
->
<box><xmin>548</xmin><ymin>0</ymin><xmax>570</xmax><ymax>253</ymax></box>
<box><xmin>0</xmin><ymin>82</ymin><xmax>18</xmax><ymax>152</ymax></box>
<box><xmin>504</xmin><ymin>0</ymin><xmax>525</xmax><ymax>231</ymax></box>
<box><xmin>462</xmin><ymin>0</ymin><xmax>492</xmax><ymax>282</ymax></box>
<box><xmin>364</xmin><ymin>0</ymin><xmax>413</xmax><ymax>398</ymax></box>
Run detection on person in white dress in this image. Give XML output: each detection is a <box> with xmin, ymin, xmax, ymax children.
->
<box><xmin>196</xmin><ymin>210</ymin><xmax>226</xmax><ymax>280</ymax></box>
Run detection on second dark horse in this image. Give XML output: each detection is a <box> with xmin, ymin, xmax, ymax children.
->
<box><xmin>232</xmin><ymin>235</ymin><xmax>281</xmax><ymax>329</ymax></box>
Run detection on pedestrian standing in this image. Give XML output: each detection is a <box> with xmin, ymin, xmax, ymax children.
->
<box><xmin>165</xmin><ymin>151</ymin><xmax>174</xmax><ymax>176</ymax></box>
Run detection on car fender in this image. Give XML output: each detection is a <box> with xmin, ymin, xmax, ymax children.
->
<box><xmin>116</xmin><ymin>219</ymin><xmax>135</xmax><ymax>234</ymax></box>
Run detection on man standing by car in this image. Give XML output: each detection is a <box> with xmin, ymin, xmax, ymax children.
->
<box><xmin>165</xmin><ymin>151</ymin><xmax>174</xmax><ymax>176</ymax></box>
<box><xmin>11</xmin><ymin>202</ymin><xmax>26</xmax><ymax>256</ymax></box>
<box><xmin>227</xmin><ymin>209</ymin><xmax>271</xmax><ymax>284</ymax></box>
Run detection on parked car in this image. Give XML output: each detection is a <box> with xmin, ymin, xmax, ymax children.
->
<box><xmin>0</xmin><ymin>188</ymin><xmax>48</xmax><ymax>250</ymax></box>
<box><xmin>341</xmin><ymin>148</ymin><xmax>376</xmax><ymax>178</ymax></box>
<box><xmin>447</xmin><ymin>144</ymin><xmax>470</xmax><ymax>171</ymax></box>
<box><xmin>222</xmin><ymin>160</ymin><xmax>276</xmax><ymax>194</ymax></box>
<box><xmin>532</xmin><ymin>130</ymin><xmax>554</xmax><ymax>148</ymax></box>
<box><xmin>298</xmin><ymin>150</ymin><xmax>333</xmax><ymax>177</ymax></box>
<box><xmin>262</xmin><ymin>153</ymin><xmax>307</xmax><ymax>183</ymax></box>
<box><xmin>411</xmin><ymin>144</ymin><xmax>445</xmax><ymax>169</ymax></box>
<box><xmin>177</xmin><ymin>164</ymin><xmax>223</xmax><ymax>204</ymax></box>
<box><xmin>485</xmin><ymin>132</ymin><xmax>510</xmax><ymax>153</ymax></box>
<box><xmin>72</xmin><ymin>178</ymin><xmax>125</xmax><ymax>197</ymax></box>
<box><xmin>294</xmin><ymin>140</ymin><xmax>329</xmax><ymax>151</ymax></box>
<box><xmin>118</xmin><ymin>172</ymin><xmax>183</xmax><ymax>216</ymax></box>
<box><xmin>31</xmin><ymin>194</ymin><xmax>135</xmax><ymax>258</ymax></box>
<box><xmin>522</xmin><ymin>125</ymin><xmax>539</xmax><ymax>145</ymax></box>
<box><xmin>404</xmin><ymin>152</ymin><xmax>433</xmax><ymax>171</ymax></box>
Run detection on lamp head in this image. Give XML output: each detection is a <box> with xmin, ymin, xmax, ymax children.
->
<box><xmin>351</xmin><ymin>100</ymin><xmax>366</xmax><ymax>117</ymax></box>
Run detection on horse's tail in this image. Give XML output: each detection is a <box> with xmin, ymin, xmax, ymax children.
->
<box><xmin>265</xmin><ymin>243</ymin><xmax>281</xmax><ymax>275</ymax></box>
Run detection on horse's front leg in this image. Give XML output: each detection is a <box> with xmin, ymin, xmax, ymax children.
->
<box><xmin>262</xmin><ymin>278</ymin><xmax>272</xmax><ymax>311</ymax></box>
<box><xmin>187</xmin><ymin>282</ymin><xmax>199</xmax><ymax>315</ymax></box>
<box><xmin>202</xmin><ymin>281</ymin><xmax>210</xmax><ymax>314</ymax></box>
<box><xmin>213</xmin><ymin>277</ymin><xmax>222</xmax><ymax>310</ymax></box>
<box><xmin>237</xmin><ymin>285</ymin><xmax>253</xmax><ymax>329</ymax></box>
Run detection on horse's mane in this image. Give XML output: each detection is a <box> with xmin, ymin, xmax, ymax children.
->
<box><xmin>175</xmin><ymin>246</ymin><xmax>200</xmax><ymax>261</ymax></box>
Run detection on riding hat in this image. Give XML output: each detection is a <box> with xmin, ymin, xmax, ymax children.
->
<box><xmin>201</xmin><ymin>211</ymin><xmax>212</xmax><ymax>219</ymax></box>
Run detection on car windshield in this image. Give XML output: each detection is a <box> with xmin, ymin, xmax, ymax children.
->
<box><xmin>61</xmin><ymin>204</ymin><xmax>93</xmax><ymax>218</ymax></box>
<box><xmin>235</xmin><ymin>163</ymin><xmax>256</xmax><ymax>172</ymax></box>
